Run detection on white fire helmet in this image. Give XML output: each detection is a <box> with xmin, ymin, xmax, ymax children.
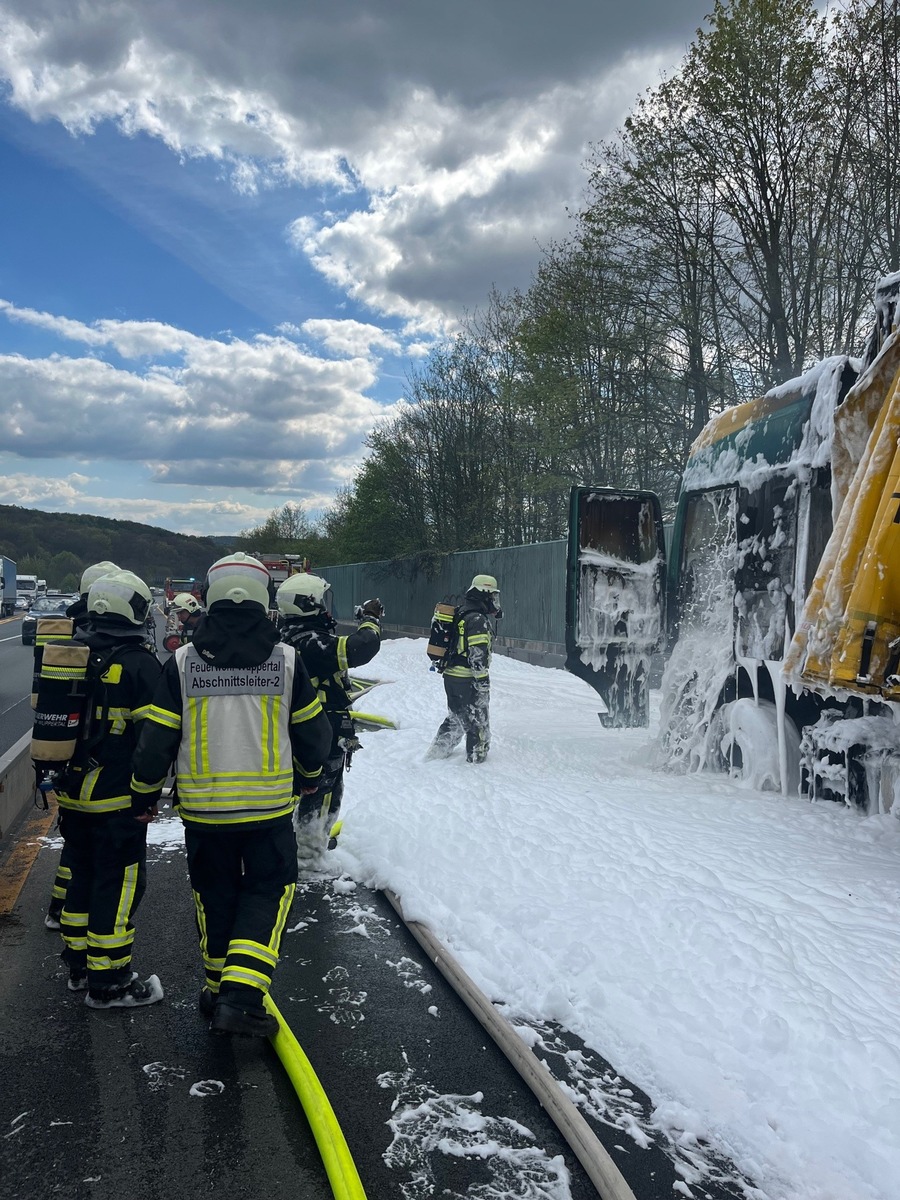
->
<box><xmin>205</xmin><ymin>553</ymin><xmax>271</xmax><ymax>610</ymax></box>
<box><xmin>79</xmin><ymin>560</ymin><xmax>120</xmax><ymax>597</ymax></box>
<box><xmin>276</xmin><ymin>573</ymin><xmax>331</xmax><ymax>617</ymax></box>
<box><xmin>87</xmin><ymin>571</ymin><xmax>151</xmax><ymax>625</ymax></box>
<box><xmin>173</xmin><ymin>592</ymin><xmax>202</xmax><ymax>614</ymax></box>
<box><xmin>468</xmin><ymin>573</ymin><xmax>500</xmax><ymax>602</ymax></box>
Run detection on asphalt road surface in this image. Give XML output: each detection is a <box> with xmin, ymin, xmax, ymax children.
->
<box><xmin>2</xmin><ymin>829</ymin><xmax>620</xmax><ymax>1200</ymax></box>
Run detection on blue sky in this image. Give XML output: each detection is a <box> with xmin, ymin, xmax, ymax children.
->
<box><xmin>0</xmin><ymin>0</ymin><xmax>712</xmax><ymax>536</ymax></box>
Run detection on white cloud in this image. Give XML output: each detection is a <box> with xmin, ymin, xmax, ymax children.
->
<box><xmin>0</xmin><ymin>1</ymin><xmax>708</xmax><ymax>324</ymax></box>
<box><xmin>0</xmin><ymin>470</ymin><xmax>276</xmax><ymax>536</ymax></box>
<box><xmin>301</xmin><ymin>318</ymin><xmax>401</xmax><ymax>358</ymax></box>
<box><xmin>0</xmin><ymin>471</ymin><xmax>95</xmax><ymax>508</ymax></box>
<box><xmin>0</xmin><ymin>299</ymin><xmax>399</xmax><ymax>492</ymax></box>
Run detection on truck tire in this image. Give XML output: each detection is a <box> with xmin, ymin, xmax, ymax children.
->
<box><xmin>707</xmin><ymin>697</ymin><xmax>801</xmax><ymax>794</ymax></box>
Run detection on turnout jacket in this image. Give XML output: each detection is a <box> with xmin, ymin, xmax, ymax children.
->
<box><xmin>280</xmin><ymin>613</ymin><xmax>381</xmax><ymax>739</ymax></box>
<box><xmin>36</xmin><ymin>626</ymin><xmax>161</xmax><ymax>814</ymax></box>
<box><xmin>131</xmin><ymin>605</ymin><xmax>332</xmax><ymax>825</ymax></box>
<box><xmin>443</xmin><ymin>598</ymin><xmax>493</xmax><ymax>683</ymax></box>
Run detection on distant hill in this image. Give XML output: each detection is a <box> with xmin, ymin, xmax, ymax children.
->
<box><xmin>0</xmin><ymin>504</ymin><xmax>238</xmax><ymax>589</ymax></box>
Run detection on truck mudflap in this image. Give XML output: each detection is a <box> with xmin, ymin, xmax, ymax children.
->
<box><xmin>565</xmin><ymin>486</ymin><xmax>666</xmax><ymax>728</ymax></box>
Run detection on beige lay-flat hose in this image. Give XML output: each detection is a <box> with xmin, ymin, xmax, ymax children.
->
<box><xmin>383</xmin><ymin>889</ymin><xmax>638</xmax><ymax>1200</ymax></box>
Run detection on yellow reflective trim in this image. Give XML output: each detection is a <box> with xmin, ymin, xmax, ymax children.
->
<box><xmin>58</xmin><ymin>866</ymin><xmax>72</xmax><ymax>880</ymax></box>
<box><xmin>268</xmin><ymin>884</ymin><xmax>295</xmax><ymax>954</ymax></box>
<box><xmin>468</xmin><ymin>634</ymin><xmax>490</xmax><ymax>645</ymax></box>
<box><xmin>81</xmin><ymin>767</ymin><xmax>101</xmax><ymax>802</ymax></box>
<box><xmin>131</xmin><ymin>775</ymin><xmax>166</xmax><ymax>794</ymax></box>
<box><xmin>179</xmin><ymin>806</ymin><xmax>294</xmax><ymax>825</ymax></box>
<box><xmin>176</xmin><ymin>769</ymin><xmax>294</xmax><ymax>781</ymax></box>
<box><xmin>101</xmin><ymin>664</ymin><xmax>123</xmax><ymax>684</ymax></box>
<box><xmin>291</xmin><ymin>696</ymin><xmax>323</xmax><ymax>724</ymax></box>
<box><xmin>261</xmin><ymin>694</ymin><xmax>274</xmax><ymax>775</ymax></box>
<box><xmin>61</xmin><ymin>911</ymin><xmax>88</xmax><ymax>926</ymax></box>
<box><xmin>337</xmin><ymin>636</ymin><xmax>349</xmax><ymax>672</ymax></box>
<box><xmin>57</xmin><ymin>794</ymin><xmax>130</xmax><ymax>813</ymax></box>
<box><xmin>357</xmin><ymin>621</ymin><xmax>380</xmax><ymax>634</ymax></box>
<box><xmin>88</xmin><ymin>931</ymin><xmax>134</xmax><ymax>948</ymax></box>
<box><xmin>132</xmin><ymin>703</ymin><xmax>152</xmax><ymax>721</ymax></box>
<box><xmin>188</xmin><ymin>697</ymin><xmax>201</xmax><ymax>776</ymax></box>
<box><xmin>180</xmin><ymin>772</ymin><xmax>296</xmax><ymax>792</ymax></box>
<box><xmin>149</xmin><ymin>705</ymin><xmax>181</xmax><ymax>730</ymax></box>
<box><xmin>62</xmin><ymin>936</ymin><xmax>88</xmax><ymax>951</ymax></box>
<box><xmin>87</xmin><ymin>954</ymin><xmax>132</xmax><ymax>970</ymax></box>
<box><xmin>271</xmin><ymin>694</ymin><xmax>282</xmax><ymax>771</ymax></box>
<box><xmin>99</xmin><ymin>706</ymin><xmax>128</xmax><ymax>735</ymax></box>
<box><xmin>220</xmin><ymin>965</ymin><xmax>272</xmax><ymax>992</ymax></box>
<box><xmin>193</xmin><ymin>890</ymin><xmax>209</xmax><ymax>967</ymax></box>
<box><xmin>177</xmin><ymin>787</ymin><xmax>293</xmax><ymax>800</ymax></box>
<box><xmin>113</xmin><ymin>863</ymin><xmax>138</xmax><ymax>943</ymax></box>
<box><xmin>200</xmin><ymin>698</ymin><xmax>210</xmax><ymax>775</ymax></box>
<box><xmin>40</xmin><ymin>666</ymin><xmax>84</xmax><ymax>680</ymax></box>
<box><xmin>228</xmin><ymin>940</ymin><xmax>278</xmax><ymax>968</ymax></box>
<box><xmin>103</xmin><ymin>707</ymin><xmax>133</xmax><ymax>721</ymax></box>
<box><xmin>294</xmin><ymin>763</ymin><xmax>323</xmax><ymax>779</ymax></box>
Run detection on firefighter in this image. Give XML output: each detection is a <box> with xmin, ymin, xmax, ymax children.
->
<box><xmin>275</xmin><ymin>574</ymin><xmax>383</xmax><ymax>864</ymax></box>
<box><xmin>427</xmin><ymin>573</ymin><xmax>500</xmax><ymax>764</ymax></box>
<box><xmin>42</xmin><ymin>561</ymin><xmax>120</xmax><ymax>931</ymax></box>
<box><xmin>33</xmin><ymin>570</ymin><xmax>163</xmax><ymax>1006</ymax></box>
<box><xmin>66</xmin><ymin>560</ymin><xmax>120</xmax><ymax>629</ymax></box>
<box><xmin>130</xmin><ymin>553</ymin><xmax>332</xmax><ymax>1037</ymax></box>
<box><xmin>171</xmin><ymin>592</ymin><xmax>205</xmax><ymax>642</ymax></box>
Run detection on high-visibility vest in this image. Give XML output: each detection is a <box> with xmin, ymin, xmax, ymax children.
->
<box><xmin>172</xmin><ymin>642</ymin><xmax>299</xmax><ymax>825</ymax></box>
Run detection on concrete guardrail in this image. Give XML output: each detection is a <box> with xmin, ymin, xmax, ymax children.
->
<box><xmin>0</xmin><ymin>732</ymin><xmax>34</xmax><ymax>840</ymax></box>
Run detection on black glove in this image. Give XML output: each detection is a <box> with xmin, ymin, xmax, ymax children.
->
<box><xmin>357</xmin><ymin>598</ymin><xmax>384</xmax><ymax>619</ymax></box>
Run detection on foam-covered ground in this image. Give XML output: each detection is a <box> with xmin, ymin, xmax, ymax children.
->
<box><xmin>326</xmin><ymin>638</ymin><xmax>900</xmax><ymax>1200</ymax></box>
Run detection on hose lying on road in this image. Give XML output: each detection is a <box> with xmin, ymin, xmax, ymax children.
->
<box><xmin>264</xmin><ymin>993</ymin><xmax>368</xmax><ymax>1200</ymax></box>
<box><xmin>383</xmin><ymin>888</ymin><xmax>638</xmax><ymax>1200</ymax></box>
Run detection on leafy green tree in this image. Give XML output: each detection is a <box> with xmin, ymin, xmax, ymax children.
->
<box><xmin>46</xmin><ymin>551</ymin><xmax>84</xmax><ymax>590</ymax></box>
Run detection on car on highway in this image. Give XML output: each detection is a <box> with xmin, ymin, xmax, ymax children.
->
<box><xmin>21</xmin><ymin>593</ymin><xmax>77</xmax><ymax>646</ymax></box>
<box><xmin>14</xmin><ymin>594</ymin><xmax>30</xmax><ymax>612</ymax></box>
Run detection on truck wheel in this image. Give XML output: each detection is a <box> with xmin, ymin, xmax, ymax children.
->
<box><xmin>707</xmin><ymin>697</ymin><xmax>801</xmax><ymax>794</ymax></box>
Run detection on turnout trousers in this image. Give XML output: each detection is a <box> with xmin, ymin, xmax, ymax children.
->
<box><xmin>294</xmin><ymin>748</ymin><xmax>346</xmax><ymax>864</ymax></box>
<box><xmin>429</xmin><ymin>675</ymin><xmax>491</xmax><ymax>762</ymax></box>
<box><xmin>58</xmin><ymin>809</ymin><xmax>148</xmax><ymax>990</ymax></box>
<box><xmin>184</xmin><ymin>816</ymin><xmax>298</xmax><ymax>1007</ymax></box>
<box><xmin>48</xmin><ymin>836</ymin><xmax>73</xmax><ymax>921</ymax></box>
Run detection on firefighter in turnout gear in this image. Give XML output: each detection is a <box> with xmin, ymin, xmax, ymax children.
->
<box><xmin>66</xmin><ymin>560</ymin><xmax>120</xmax><ymax>630</ymax></box>
<box><xmin>32</xmin><ymin>570</ymin><xmax>164</xmax><ymax>1007</ymax></box>
<box><xmin>427</xmin><ymin>574</ymin><xmax>500</xmax><ymax>764</ymax></box>
<box><xmin>130</xmin><ymin>553</ymin><xmax>332</xmax><ymax>1038</ymax></box>
<box><xmin>276</xmin><ymin>574</ymin><xmax>383</xmax><ymax>864</ymax></box>
<box><xmin>172</xmin><ymin>592</ymin><xmax>205</xmax><ymax>643</ymax></box>
<box><xmin>42</xmin><ymin>560</ymin><xmax>120</xmax><ymax>932</ymax></box>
